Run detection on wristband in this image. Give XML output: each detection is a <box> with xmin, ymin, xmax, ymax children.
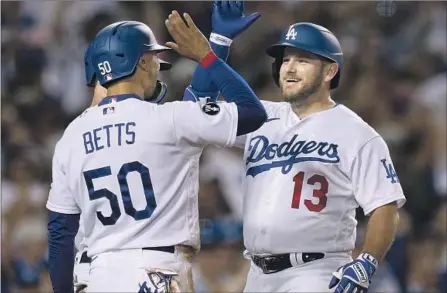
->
<box><xmin>200</xmin><ymin>51</ymin><xmax>218</xmax><ymax>69</ymax></box>
<box><xmin>358</xmin><ymin>253</ymin><xmax>378</xmax><ymax>269</ymax></box>
<box><xmin>210</xmin><ymin>33</ymin><xmax>233</xmax><ymax>47</ymax></box>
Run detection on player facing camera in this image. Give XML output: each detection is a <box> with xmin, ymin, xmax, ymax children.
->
<box><xmin>266</xmin><ymin>22</ymin><xmax>343</xmax><ymax>106</ymax></box>
<box><xmin>278</xmin><ymin>47</ymin><xmax>339</xmax><ymax>103</ymax></box>
<box><xmin>184</xmin><ymin>10</ymin><xmax>405</xmax><ymax>292</ymax></box>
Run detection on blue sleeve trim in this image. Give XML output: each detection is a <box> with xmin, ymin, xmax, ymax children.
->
<box><xmin>205</xmin><ymin>59</ymin><xmax>267</xmax><ymax>135</ymax></box>
<box><xmin>48</xmin><ymin>211</ymin><xmax>80</xmax><ymax>293</ymax></box>
<box><xmin>236</xmin><ymin>102</ymin><xmax>268</xmax><ymax>136</ymax></box>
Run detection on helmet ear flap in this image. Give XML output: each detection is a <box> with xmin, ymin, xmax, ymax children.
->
<box><xmin>144</xmin><ymin>80</ymin><xmax>168</xmax><ymax>104</ymax></box>
<box><xmin>85</xmin><ymin>45</ymin><xmax>97</xmax><ymax>87</ymax></box>
<box><xmin>272</xmin><ymin>61</ymin><xmax>279</xmax><ymax>87</ymax></box>
<box><xmin>330</xmin><ymin>71</ymin><xmax>341</xmax><ymax>90</ymax></box>
<box><xmin>272</xmin><ymin>53</ymin><xmax>283</xmax><ymax>87</ymax></box>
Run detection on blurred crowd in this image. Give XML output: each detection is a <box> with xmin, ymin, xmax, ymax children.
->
<box><xmin>1</xmin><ymin>1</ymin><xmax>446</xmax><ymax>293</ymax></box>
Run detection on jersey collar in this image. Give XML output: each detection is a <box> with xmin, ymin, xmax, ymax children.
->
<box><xmin>98</xmin><ymin>94</ymin><xmax>141</xmax><ymax>106</ymax></box>
<box><xmin>290</xmin><ymin>102</ymin><xmax>340</xmax><ymax>122</ymax></box>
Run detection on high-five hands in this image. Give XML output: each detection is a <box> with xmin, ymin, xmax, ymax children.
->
<box><xmin>165</xmin><ymin>11</ymin><xmax>212</xmax><ymax>63</ymax></box>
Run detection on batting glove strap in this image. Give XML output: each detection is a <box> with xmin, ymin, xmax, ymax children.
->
<box><xmin>210</xmin><ymin>33</ymin><xmax>233</xmax><ymax>47</ymax></box>
<box><xmin>329</xmin><ymin>253</ymin><xmax>378</xmax><ymax>292</ymax></box>
<box><xmin>358</xmin><ymin>253</ymin><xmax>378</xmax><ymax>275</ymax></box>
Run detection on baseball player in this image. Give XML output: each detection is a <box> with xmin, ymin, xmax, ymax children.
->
<box><xmin>186</xmin><ymin>22</ymin><xmax>406</xmax><ymax>293</ymax></box>
<box><xmin>46</xmin><ymin>10</ymin><xmax>267</xmax><ymax>293</ymax></box>
<box><xmin>71</xmin><ymin>43</ymin><xmax>110</xmax><ymax>293</ymax></box>
<box><xmin>69</xmin><ymin>3</ymin><xmax>261</xmax><ymax>293</ymax></box>
<box><xmin>72</xmin><ymin>44</ymin><xmax>156</xmax><ymax>293</ymax></box>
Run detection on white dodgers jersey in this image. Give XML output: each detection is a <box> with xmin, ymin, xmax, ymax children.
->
<box><xmin>46</xmin><ymin>94</ymin><xmax>238</xmax><ymax>257</ymax></box>
<box><xmin>236</xmin><ymin>101</ymin><xmax>406</xmax><ymax>254</ymax></box>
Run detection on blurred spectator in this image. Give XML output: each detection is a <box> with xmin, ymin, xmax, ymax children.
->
<box><xmin>412</xmin><ymin>72</ymin><xmax>447</xmax><ymax>198</ymax></box>
<box><xmin>7</xmin><ymin>216</ymin><xmax>51</xmax><ymax>293</ymax></box>
<box><xmin>199</xmin><ymin>146</ymin><xmax>245</xmax><ymax>220</ymax></box>
<box><xmin>439</xmin><ymin>246</ymin><xmax>447</xmax><ymax>293</ymax></box>
<box><xmin>193</xmin><ymin>218</ymin><xmax>249</xmax><ymax>293</ymax></box>
<box><xmin>2</xmin><ymin>158</ymin><xmax>48</xmax><ymax>226</ymax></box>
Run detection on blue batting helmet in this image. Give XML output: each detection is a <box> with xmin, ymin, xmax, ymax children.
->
<box><xmin>84</xmin><ymin>43</ymin><xmax>96</xmax><ymax>87</ymax></box>
<box><xmin>87</xmin><ymin>21</ymin><xmax>172</xmax><ymax>87</ymax></box>
<box><xmin>266</xmin><ymin>22</ymin><xmax>343</xmax><ymax>89</ymax></box>
<box><xmin>84</xmin><ymin>41</ymin><xmax>171</xmax><ymax>88</ymax></box>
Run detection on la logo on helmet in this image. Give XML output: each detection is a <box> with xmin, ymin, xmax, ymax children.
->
<box><xmin>285</xmin><ymin>26</ymin><xmax>297</xmax><ymax>40</ymax></box>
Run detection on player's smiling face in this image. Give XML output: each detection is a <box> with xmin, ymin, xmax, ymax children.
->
<box><xmin>279</xmin><ymin>48</ymin><xmax>326</xmax><ymax>103</ymax></box>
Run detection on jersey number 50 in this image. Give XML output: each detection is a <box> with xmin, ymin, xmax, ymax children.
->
<box><xmin>291</xmin><ymin>171</ymin><xmax>328</xmax><ymax>212</ymax></box>
<box><xmin>83</xmin><ymin>161</ymin><xmax>156</xmax><ymax>226</ymax></box>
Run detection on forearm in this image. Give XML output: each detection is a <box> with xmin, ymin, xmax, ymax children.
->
<box><xmin>185</xmin><ymin>38</ymin><xmax>231</xmax><ymax>102</ymax></box>
<box><xmin>202</xmin><ymin>53</ymin><xmax>267</xmax><ymax>135</ymax></box>
<box><xmin>191</xmin><ymin>39</ymin><xmax>231</xmax><ymax>92</ymax></box>
<box><xmin>360</xmin><ymin>202</ymin><xmax>399</xmax><ymax>262</ymax></box>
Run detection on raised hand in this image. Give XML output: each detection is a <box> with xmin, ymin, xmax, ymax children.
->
<box><xmin>165</xmin><ymin>11</ymin><xmax>212</xmax><ymax>62</ymax></box>
<box><xmin>212</xmin><ymin>1</ymin><xmax>261</xmax><ymax>39</ymax></box>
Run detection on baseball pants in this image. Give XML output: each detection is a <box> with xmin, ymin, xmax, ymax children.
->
<box><xmin>86</xmin><ymin>246</ymin><xmax>194</xmax><ymax>293</ymax></box>
<box><xmin>243</xmin><ymin>252</ymin><xmax>352</xmax><ymax>292</ymax></box>
<box><xmin>74</xmin><ymin>250</ymin><xmax>91</xmax><ymax>292</ymax></box>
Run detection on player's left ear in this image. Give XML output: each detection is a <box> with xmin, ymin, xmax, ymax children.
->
<box><xmin>323</xmin><ymin>62</ymin><xmax>339</xmax><ymax>84</ymax></box>
<box><xmin>138</xmin><ymin>56</ymin><xmax>148</xmax><ymax>71</ymax></box>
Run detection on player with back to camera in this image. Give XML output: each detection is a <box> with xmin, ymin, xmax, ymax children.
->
<box><xmin>70</xmin><ymin>43</ymin><xmax>173</xmax><ymax>293</ymax></box>
<box><xmin>46</xmin><ymin>9</ymin><xmax>266</xmax><ymax>293</ymax></box>
<box><xmin>70</xmin><ymin>2</ymin><xmax>261</xmax><ymax>292</ymax></box>
<box><xmin>184</xmin><ymin>18</ymin><xmax>407</xmax><ymax>293</ymax></box>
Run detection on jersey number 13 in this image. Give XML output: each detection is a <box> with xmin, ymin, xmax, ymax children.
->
<box><xmin>291</xmin><ymin>171</ymin><xmax>328</xmax><ymax>212</ymax></box>
<box><xmin>83</xmin><ymin>161</ymin><xmax>156</xmax><ymax>226</ymax></box>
